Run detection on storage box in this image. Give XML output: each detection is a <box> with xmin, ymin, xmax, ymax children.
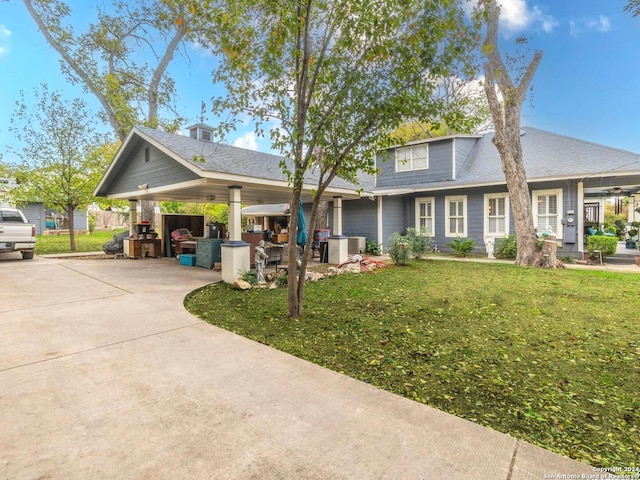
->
<box><xmin>179</xmin><ymin>254</ymin><xmax>197</xmax><ymax>266</ymax></box>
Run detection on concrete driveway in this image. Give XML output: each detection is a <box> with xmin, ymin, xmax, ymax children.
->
<box><xmin>0</xmin><ymin>253</ymin><xmax>593</xmax><ymax>479</ymax></box>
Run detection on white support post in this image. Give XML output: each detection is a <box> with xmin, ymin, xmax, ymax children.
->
<box><xmin>328</xmin><ymin>196</ymin><xmax>348</xmax><ymax>264</ymax></box>
<box><xmin>577</xmin><ymin>181</ymin><xmax>584</xmax><ymax>255</ymax></box>
<box><xmin>128</xmin><ymin>200</ymin><xmax>137</xmax><ymax>236</ymax></box>
<box><xmin>221</xmin><ymin>185</ymin><xmax>250</xmax><ymax>283</ymax></box>
<box><xmin>228</xmin><ymin>185</ymin><xmax>242</xmax><ymax>241</ymax></box>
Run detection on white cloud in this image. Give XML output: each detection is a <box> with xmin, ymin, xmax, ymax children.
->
<box><xmin>465</xmin><ymin>1</ymin><xmax>558</xmax><ymax>35</ymax></box>
<box><xmin>233</xmin><ymin>132</ymin><xmax>258</xmax><ymax>151</ymax></box>
<box><xmin>0</xmin><ymin>24</ymin><xmax>10</xmax><ymax>57</ymax></box>
<box><xmin>587</xmin><ymin>15</ymin><xmax>611</xmax><ymax>33</ymax></box>
<box><xmin>570</xmin><ymin>15</ymin><xmax>611</xmax><ymax>37</ymax></box>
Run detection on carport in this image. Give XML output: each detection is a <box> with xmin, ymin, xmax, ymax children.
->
<box><xmin>94</xmin><ymin>123</ymin><xmax>366</xmax><ymax>282</ymax></box>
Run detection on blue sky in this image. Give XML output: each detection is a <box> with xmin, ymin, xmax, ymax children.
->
<box><xmin>0</xmin><ymin>0</ymin><xmax>639</xmax><ymax>163</ymax></box>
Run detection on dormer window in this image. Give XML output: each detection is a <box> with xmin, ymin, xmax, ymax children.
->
<box><xmin>395</xmin><ymin>144</ymin><xmax>429</xmax><ymax>172</ymax></box>
<box><xmin>187</xmin><ymin>123</ymin><xmax>215</xmax><ymax>142</ymax></box>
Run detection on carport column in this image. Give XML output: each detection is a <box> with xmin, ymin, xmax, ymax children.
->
<box><xmin>328</xmin><ymin>196</ymin><xmax>348</xmax><ymax>264</ymax></box>
<box><xmin>577</xmin><ymin>181</ymin><xmax>584</xmax><ymax>255</ymax></box>
<box><xmin>221</xmin><ymin>186</ymin><xmax>250</xmax><ymax>284</ymax></box>
<box><xmin>128</xmin><ymin>199</ymin><xmax>138</xmax><ymax>236</ymax></box>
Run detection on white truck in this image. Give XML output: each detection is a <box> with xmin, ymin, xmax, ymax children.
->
<box><xmin>0</xmin><ymin>208</ymin><xmax>36</xmax><ymax>259</ymax></box>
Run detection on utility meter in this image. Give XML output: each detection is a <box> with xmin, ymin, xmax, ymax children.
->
<box><xmin>563</xmin><ymin>210</ymin><xmax>576</xmax><ymax>244</ymax></box>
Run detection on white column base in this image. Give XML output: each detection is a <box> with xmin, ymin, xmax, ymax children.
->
<box><xmin>328</xmin><ymin>236</ymin><xmax>349</xmax><ymax>265</ymax></box>
<box><xmin>221</xmin><ymin>242</ymin><xmax>250</xmax><ymax>284</ymax></box>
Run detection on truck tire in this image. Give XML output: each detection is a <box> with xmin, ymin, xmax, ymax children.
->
<box><xmin>22</xmin><ymin>251</ymin><xmax>35</xmax><ymax>260</ymax></box>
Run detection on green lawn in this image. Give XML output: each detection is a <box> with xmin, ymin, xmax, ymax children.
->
<box><xmin>35</xmin><ymin>228</ymin><xmax>128</xmax><ymax>255</ymax></box>
<box><xmin>185</xmin><ymin>260</ymin><xmax>640</xmax><ymax>468</ymax></box>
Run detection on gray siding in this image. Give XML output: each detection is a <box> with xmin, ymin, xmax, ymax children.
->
<box><xmin>21</xmin><ymin>203</ymin><xmax>46</xmax><ymax>235</ymax></box>
<box><xmin>380</xmin><ymin>196</ymin><xmax>405</xmax><ymax>251</ymax></box>
<box><xmin>108</xmin><ymin>142</ymin><xmax>200</xmax><ymax>194</ymax></box>
<box><xmin>342</xmin><ymin>198</ymin><xmax>378</xmax><ymax>244</ymax></box>
<box><xmin>73</xmin><ymin>209</ymin><xmax>88</xmax><ymax>231</ymax></box>
<box><xmin>376</xmin><ymin>139</ymin><xmax>455</xmax><ymax>189</ymax></box>
<box><xmin>19</xmin><ymin>204</ymin><xmax>86</xmax><ymax>234</ymax></box>
<box><xmin>392</xmin><ymin>181</ymin><xmax>582</xmax><ymax>255</ymax></box>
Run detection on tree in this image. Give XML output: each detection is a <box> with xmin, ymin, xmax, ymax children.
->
<box><xmin>161</xmin><ymin>201</ymin><xmax>229</xmax><ymax>225</ymax></box>
<box><xmin>200</xmin><ymin>0</ymin><xmax>478</xmax><ymax>317</ymax></box>
<box><xmin>22</xmin><ymin>0</ymin><xmax>220</xmax><ymax>229</ymax></box>
<box><xmin>8</xmin><ymin>84</ymin><xmax>112</xmax><ymax>251</ymax></box>
<box><xmin>21</xmin><ymin>0</ymin><xmax>211</xmax><ymax>139</ymax></box>
<box><xmin>480</xmin><ymin>0</ymin><xmax>553</xmax><ymax>267</ymax></box>
<box><xmin>625</xmin><ymin>1</ymin><xmax>640</xmax><ymax>16</ymax></box>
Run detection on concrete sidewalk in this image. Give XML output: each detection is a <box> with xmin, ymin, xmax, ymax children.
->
<box><xmin>0</xmin><ymin>253</ymin><xmax>594</xmax><ymax>479</ymax></box>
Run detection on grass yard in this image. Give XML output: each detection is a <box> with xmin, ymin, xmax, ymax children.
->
<box><xmin>35</xmin><ymin>228</ymin><xmax>128</xmax><ymax>255</ymax></box>
<box><xmin>185</xmin><ymin>260</ymin><xmax>640</xmax><ymax>468</ymax></box>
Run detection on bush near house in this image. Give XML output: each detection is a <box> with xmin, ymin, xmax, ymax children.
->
<box><xmin>448</xmin><ymin>237</ymin><xmax>476</xmax><ymax>257</ymax></box>
<box><xmin>586</xmin><ymin>235</ymin><xmax>618</xmax><ymax>258</ymax></box>
<box><xmin>494</xmin><ymin>233</ymin><xmax>517</xmax><ymax>259</ymax></box>
<box><xmin>387</xmin><ymin>232</ymin><xmax>412</xmax><ymax>265</ymax></box>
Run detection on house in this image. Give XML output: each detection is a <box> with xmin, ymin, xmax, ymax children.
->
<box><xmin>1</xmin><ymin>177</ymin><xmax>88</xmax><ymax>234</ymax></box>
<box><xmin>95</xmin><ymin>123</ymin><xmax>640</xmax><ymax>282</ymax></box>
<box><xmin>94</xmin><ymin>124</ymin><xmax>365</xmax><ymax>282</ymax></box>
<box><xmin>339</xmin><ymin>127</ymin><xmax>640</xmax><ymax>257</ymax></box>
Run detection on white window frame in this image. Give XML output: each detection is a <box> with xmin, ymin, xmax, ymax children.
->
<box><xmin>395</xmin><ymin>144</ymin><xmax>429</xmax><ymax>172</ymax></box>
<box><xmin>532</xmin><ymin>188</ymin><xmax>563</xmax><ymax>239</ymax></box>
<box><xmin>445</xmin><ymin>195</ymin><xmax>467</xmax><ymax>237</ymax></box>
<box><xmin>483</xmin><ymin>193</ymin><xmax>510</xmax><ymax>238</ymax></box>
<box><xmin>415</xmin><ymin>197</ymin><xmax>435</xmax><ymax>236</ymax></box>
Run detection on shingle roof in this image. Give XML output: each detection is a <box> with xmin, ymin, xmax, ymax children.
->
<box><xmin>465</xmin><ymin>128</ymin><xmax>640</xmax><ymax>181</ymax></box>
<box><xmin>137</xmin><ymin>126</ymin><xmax>372</xmax><ymax>192</ymax></box>
<box><xmin>374</xmin><ymin>127</ymin><xmax>640</xmax><ymax>193</ymax></box>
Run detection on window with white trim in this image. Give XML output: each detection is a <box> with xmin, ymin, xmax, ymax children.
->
<box><xmin>484</xmin><ymin>193</ymin><xmax>509</xmax><ymax>237</ymax></box>
<box><xmin>415</xmin><ymin>197</ymin><xmax>435</xmax><ymax>236</ymax></box>
<box><xmin>445</xmin><ymin>195</ymin><xmax>467</xmax><ymax>237</ymax></box>
<box><xmin>532</xmin><ymin>189</ymin><xmax>563</xmax><ymax>238</ymax></box>
<box><xmin>395</xmin><ymin>144</ymin><xmax>429</xmax><ymax>172</ymax></box>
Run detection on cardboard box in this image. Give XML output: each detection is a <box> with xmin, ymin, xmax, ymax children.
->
<box><xmin>179</xmin><ymin>254</ymin><xmax>197</xmax><ymax>266</ymax></box>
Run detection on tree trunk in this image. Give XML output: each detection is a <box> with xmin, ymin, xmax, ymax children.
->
<box><xmin>140</xmin><ymin>200</ymin><xmax>156</xmax><ymax>230</ymax></box>
<box><xmin>67</xmin><ymin>204</ymin><xmax>76</xmax><ymax>251</ymax></box>
<box><xmin>538</xmin><ymin>237</ymin><xmax>564</xmax><ymax>268</ymax></box>
<box><xmin>316</xmin><ymin>201</ymin><xmax>329</xmax><ymax>228</ymax></box>
<box><xmin>482</xmin><ymin>0</ymin><xmax>544</xmax><ymax>267</ymax></box>
<box><xmin>287</xmin><ymin>191</ymin><xmax>302</xmax><ymax>318</ymax></box>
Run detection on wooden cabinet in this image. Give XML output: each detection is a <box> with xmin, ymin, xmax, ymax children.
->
<box><xmin>272</xmin><ymin>233</ymin><xmax>288</xmax><ymax>244</ymax></box>
<box><xmin>126</xmin><ymin>239</ymin><xmax>162</xmax><ymax>259</ymax></box>
<box><xmin>196</xmin><ymin>238</ymin><xmax>224</xmax><ymax>269</ymax></box>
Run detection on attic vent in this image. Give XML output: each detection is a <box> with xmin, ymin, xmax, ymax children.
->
<box><xmin>187</xmin><ymin>123</ymin><xmax>215</xmax><ymax>142</ymax></box>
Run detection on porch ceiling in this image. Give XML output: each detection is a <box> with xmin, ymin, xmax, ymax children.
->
<box><xmin>102</xmin><ymin>177</ymin><xmax>362</xmax><ymax>205</ymax></box>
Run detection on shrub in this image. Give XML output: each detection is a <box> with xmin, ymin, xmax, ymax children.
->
<box><xmin>448</xmin><ymin>237</ymin><xmax>476</xmax><ymax>257</ymax></box>
<box><xmin>586</xmin><ymin>235</ymin><xmax>618</xmax><ymax>258</ymax></box>
<box><xmin>240</xmin><ymin>270</ymin><xmax>258</xmax><ymax>286</ymax></box>
<box><xmin>406</xmin><ymin>227</ymin><xmax>433</xmax><ymax>260</ymax></box>
<box><xmin>494</xmin><ymin>233</ymin><xmax>517</xmax><ymax>259</ymax></box>
<box><xmin>365</xmin><ymin>239</ymin><xmax>381</xmax><ymax>256</ymax></box>
<box><xmin>88</xmin><ymin>214</ymin><xmax>97</xmax><ymax>234</ymax></box>
<box><xmin>387</xmin><ymin>232</ymin><xmax>412</xmax><ymax>265</ymax></box>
